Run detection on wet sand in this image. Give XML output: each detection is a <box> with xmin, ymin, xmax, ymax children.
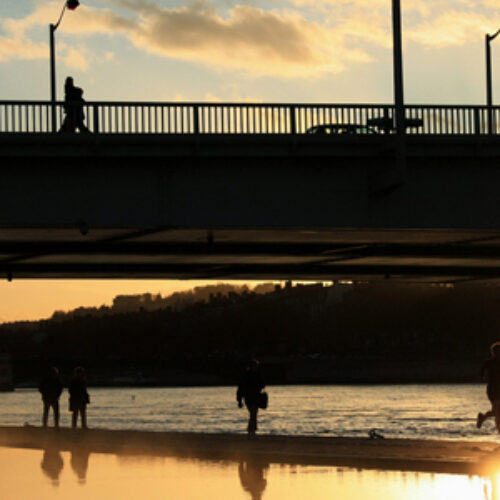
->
<box><xmin>0</xmin><ymin>425</ymin><xmax>499</xmax><ymax>475</ymax></box>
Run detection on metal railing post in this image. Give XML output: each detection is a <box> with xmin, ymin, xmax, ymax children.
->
<box><xmin>474</xmin><ymin>108</ymin><xmax>481</xmax><ymax>135</ymax></box>
<box><xmin>92</xmin><ymin>104</ymin><xmax>99</xmax><ymax>133</ymax></box>
<box><xmin>383</xmin><ymin>107</ymin><xmax>392</xmax><ymax>134</ymax></box>
<box><xmin>290</xmin><ymin>105</ymin><xmax>297</xmax><ymax>134</ymax></box>
<box><xmin>193</xmin><ymin>104</ymin><xmax>200</xmax><ymax>135</ymax></box>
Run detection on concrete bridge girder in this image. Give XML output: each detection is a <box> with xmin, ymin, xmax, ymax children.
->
<box><xmin>1</xmin><ymin>134</ymin><xmax>500</xmax><ymax>281</ymax></box>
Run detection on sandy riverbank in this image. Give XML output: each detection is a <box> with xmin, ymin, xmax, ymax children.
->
<box><xmin>0</xmin><ymin>426</ymin><xmax>499</xmax><ymax>476</ymax></box>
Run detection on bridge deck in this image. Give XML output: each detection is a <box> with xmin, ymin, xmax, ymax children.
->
<box><xmin>3</xmin><ymin>132</ymin><xmax>500</xmax><ymax>158</ymax></box>
<box><xmin>2</xmin><ymin>126</ymin><xmax>500</xmax><ymax>282</ymax></box>
<box><xmin>0</xmin><ymin>227</ymin><xmax>499</xmax><ymax>282</ymax></box>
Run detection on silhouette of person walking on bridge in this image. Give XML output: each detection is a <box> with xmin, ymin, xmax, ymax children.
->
<box><xmin>39</xmin><ymin>366</ymin><xmax>63</xmax><ymax>428</ymax></box>
<box><xmin>69</xmin><ymin>366</ymin><xmax>90</xmax><ymax>429</ymax></box>
<box><xmin>237</xmin><ymin>359</ymin><xmax>266</xmax><ymax>438</ymax></box>
<box><xmin>477</xmin><ymin>342</ymin><xmax>500</xmax><ymax>432</ymax></box>
<box><xmin>59</xmin><ymin>77</ymin><xmax>90</xmax><ymax>133</ymax></box>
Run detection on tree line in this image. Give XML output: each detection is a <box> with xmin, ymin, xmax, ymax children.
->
<box><xmin>1</xmin><ymin>282</ymin><xmax>498</xmax><ymax>385</ymax></box>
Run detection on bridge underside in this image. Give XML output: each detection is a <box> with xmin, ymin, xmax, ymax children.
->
<box><xmin>3</xmin><ymin>133</ymin><xmax>500</xmax><ymax>283</ymax></box>
<box><xmin>2</xmin><ymin>227</ymin><xmax>500</xmax><ymax>283</ymax></box>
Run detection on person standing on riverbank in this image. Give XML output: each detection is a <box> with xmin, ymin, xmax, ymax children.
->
<box><xmin>477</xmin><ymin>342</ymin><xmax>500</xmax><ymax>431</ymax></box>
<box><xmin>39</xmin><ymin>367</ymin><xmax>63</xmax><ymax>428</ymax></box>
<box><xmin>69</xmin><ymin>367</ymin><xmax>89</xmax><ymax>429</ymax></box>
<box><xmin>237</xmin><ymin>359</ymin><xmax>265</xmax><ymax>438</ymax></box>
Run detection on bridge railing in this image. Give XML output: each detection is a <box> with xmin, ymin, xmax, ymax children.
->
<box><xmin>1</xmin><ymin>101</ymin><xmax>499</xmax><ymax>135</ymax></box>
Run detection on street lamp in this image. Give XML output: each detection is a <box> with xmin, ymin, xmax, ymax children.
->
<box><xmin>486</xmin><ymin>29</ymin><xmax>500</xmax><ymax>134</ymax></box>
<box><xmin>392</xmin><ymin>0</ymin><xmax>405</xmax><ymax>137</ymax></box>
<box><xmin>50</xmin><ymin>0</ymin><xmax>80</xmax><ymax>131</ymax></box>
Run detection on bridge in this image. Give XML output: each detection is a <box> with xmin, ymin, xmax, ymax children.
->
<box><xmin>2</xmin><ymin>100</ymin><xmax>500</xmax><ymax>283</ymax></box>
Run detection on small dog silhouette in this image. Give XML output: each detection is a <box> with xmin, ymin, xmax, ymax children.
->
<box><xmin>369</xmin><ymin>428</ymin><xmax>384</xmax><ymax>439</ymax></box>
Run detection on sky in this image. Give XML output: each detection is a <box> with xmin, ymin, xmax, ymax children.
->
<box><xmin>0</xmin><ymin>279</ymin><xmax>266</xmax><ymax>323</ymax></box>
<box><xmin>2</xmin><ymin>0</ymin><xmax>500</xmax><ymax>104</ymax></box>
<box><xmin>1</xmin><ymin>0</ymin><xmax>500</xmax><ymax>322</ymax></box>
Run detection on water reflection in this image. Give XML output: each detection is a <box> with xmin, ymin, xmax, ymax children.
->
<box><xmin>484</xmin><ymin>474</ymin><xmax>500</xmax><ymax>500</ymax></box>
<box><xmin>40</xmin><ymin>448</ymin><xmax>64</xmax><ymax>485</ymax></box>
<box><xmin>71</xmin><ymin>448</ymin><xmax>90</xmax><ymax>484</ymax></box>
<box><xmin>238</xmin><ymin>460</ymin><xmax>269</xmax><ymax>500</ymax></box>
<box><xmin>0</xmin><ymin>445</ymin><xmax>493</xmax><ymax>500</ymax></box>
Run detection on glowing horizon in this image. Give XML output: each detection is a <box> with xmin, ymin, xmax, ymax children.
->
<box><xmin>0</xmin><ymin>279</ymin><xmax>272</xmax><ymax>323</ymax></box>
<box><xmin>2</xmin><ymin>0</ymin><xmax>500</xmax><ymax>322</ymax></box>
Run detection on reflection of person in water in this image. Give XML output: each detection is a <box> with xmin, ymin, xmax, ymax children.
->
<box><xmin>71</xmin><ymin>448</ymin><xmax>90</xmax><ymax>484</ymax></box>
<box><xmin>238</xmin><ymin>460</ymin><xmax>269</xmax><ymax>500</ymax></box>
<box><xmin>40</xmin><ymin>448</ymin><xmax>64</xmax><ymax>485</ymax></box>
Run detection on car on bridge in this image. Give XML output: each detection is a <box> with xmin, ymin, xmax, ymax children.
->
<box><xmin>306</xmin><ymin>124</ymin><xmax>378</xmax><ymax>135</ymax></box>
<box><xmin>367</xmin><ymin>116</ymin><xmax>424</xmax><ymax>133</ymax></box>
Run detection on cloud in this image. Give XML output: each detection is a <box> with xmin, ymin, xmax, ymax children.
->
<box><xmin>3</xmin><ymin>0</ymin><xmax>500</xmax><ymax>78</ymax></box>
<box><xmin>0</xmin><ymin>0</ymin><xmax>372</xmax><ymax>78</ymax></box>
<box><xmin>0</xmin><ymin>37</ymin><xmax>47</xmax><ymax>62</ymax></box>
<box><xmin>407</xmin><ymin>11</ymin><xmax>500</xmax><ymax>47</ymax></box>
<box><xmin>122</xmin><ymin>3</ymin><xmax>372</xmax><ymax>77</ymax></box>
<box><xmin>171</xmin><ymin>87</ymin><xmax>262</xmax><ymax>102</ymax></box>
<box><xmin>62</xmin><ymin>46</ymin><xmax>91</xmax><ymax>70</ymax></box>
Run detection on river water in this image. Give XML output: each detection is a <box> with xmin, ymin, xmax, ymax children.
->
<box><xmin>0</xmin><ymin>384</ymin><xmax>498</xmax><ymax>441</ymax></box>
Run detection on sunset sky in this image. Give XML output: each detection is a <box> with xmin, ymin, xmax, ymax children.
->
<box><xmin>0</xmin><ymin>279</ymin><xmax>263</xmax><ymax>323</ymax></box>
<box><xmin>1</xmin><ymin>0</ymin><xmax>500</xmax><ymax>322</ymax></box>
<box><xmin>2</xmin><ymin>0</ymin><xmax>500</xmax><ymax>104</ymax></box>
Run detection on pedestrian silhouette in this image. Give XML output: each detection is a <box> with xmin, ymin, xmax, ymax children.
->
<box><xmin>69</xmin><ymin>366</ymin><xmax>90</xmax><ymax>429</ymax></box>
<box><xmin>38</xmin><ymin>366</ymin><xmax>63</xmax><ymax>428</ymax></box>
<box><xmin>40</xmin><ymin>448</ymin><xmax>64</xmax><ymax>485</ymax></box>
<box><xmin>237</xmin><ymin>359</ymin><xmax>266</xmax><ymax>438</ymax></box>
<box><xmin>477</xmin><ymin>341</ymin><xmax>500</xmax><ymax>432</ymax></box>
<box><xmin>59</xmin><ymin>76</ymin><xmax>90</xmax><ymax>133</ymax></box>
<box><xmin>238</xmin><ymin>460</ymin><xmax>269</xmax><ymax>500</ymax></box>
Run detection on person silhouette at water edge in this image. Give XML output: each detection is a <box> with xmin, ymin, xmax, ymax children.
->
<box><xmin>237</xmin><ymin>359</ymin><xmax>265</xmax><ymax>439</ymax></box>
<box><xmin>39</xmin><ymin>366</ymin><xmax>63</xmax><ymax>428</ymax></box>
<box><xmin>477</xmin><ymin>342</ymin><xmax>500</xmax><ymax>431</ymax></box>
<box><xmin>69</xmin><ymin>366</ymin><xmax>90</xmax><ymax>429</ymax></box>
<box><xmin>58</xmin><ymin>76</ymin><xmax>90</xmax><ymax>133</ymax></box>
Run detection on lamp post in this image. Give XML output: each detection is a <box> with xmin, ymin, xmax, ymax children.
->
<box><xmin>392</xmin><ymin>0</ymin><xmax>405</xmax><ymax>137</ymax></box>
<box><xmin>50</xmin><ymin>0</ymin><xmax>80</xmax><ymax>131</ymax></box>
<box><xmin>486</xmin><ymin>29</ymin><xmax>500</xmax><ymax>134</ymax></box>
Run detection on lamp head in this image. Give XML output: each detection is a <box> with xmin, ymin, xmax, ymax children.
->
<box><xmin>66</xmin><ymin>0</ymin><xmax>80</xmax><ymax>10</ymax></box>
<box><xmin>488</xmin><ymin>29</ymin><xmax>500</xmax><ymax>42</ymax></box>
